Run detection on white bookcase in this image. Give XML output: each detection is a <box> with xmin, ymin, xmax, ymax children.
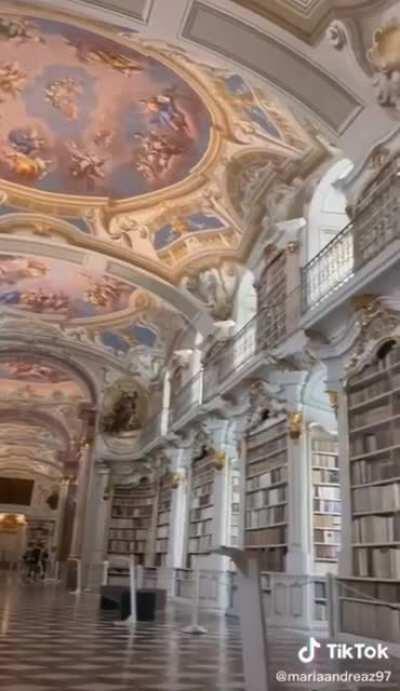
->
<box><xmin>340</xmin><ymin>339</ymin><xmax>400</xmax><ymax>642</ymax></box>
<box><xmin>311</xmin><ymin>436</ymin><xmax>341</xmax><ymax>567</ymax></box>
<box><xmin>187</xmin><ymin>451</ymin><xmax>215</xmax><ymax>567</ymax></box>
<box><xmin>108</xmin><ymin>485</ymin><xmax>155</xmax><ymax>566</ymax></box>
<box><xmin>244</xmin><ymin>418</ymin><xmax>288</xmax><ymax>572</ymax></box>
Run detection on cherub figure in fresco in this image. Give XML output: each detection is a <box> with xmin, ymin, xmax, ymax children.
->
<box><xmin>3</xmin><ymin>150</ymin><xmax>51</xmax><ymax>180</ymax></box>
<box><xmin>68</xmin><ymin>142</ymin><xmax>106</xmax><ymax>184</ymax></box>
<box><xmin>0</xmin><ymin>17</ymin><xmax>44</xmax><ymax>44</ymax></box>
<box><xmin>67</xmin><ymin>39</ymin><xmax>143</xmax><ymax>76</ymax></box>
<box><xmin>0</xmin><ymin>257</ymin><xmax>47</xmax><ymax>285</ymax></box>
<box><xmin>0</xmin><ymin>62</ymin><xmax>26</xmax><ymax>100</ymax></box>
<box><xmin>140</xmin><ymin>90</ymin><xmax>190</xmax><ymax>136</ymax></box>
<box><xmin>134</xmin><ymin>132</ymin><xmax>184</xmax><ymax>181</ymax></box>
<box><xmin>45</xmin><ymin>78</ymin><xmax>82</xmax><ymax>121</ymax></box>
<box><xmin>0</xmin><ymin>288</ymin><xmax>69</xmax><ymax>314</ymax></box>
<box><xmin>20</xmin><ymin>289</ymin><xmax>70</xmax><ymax>313</ymax></box>
<box><xmin>93</xmin><ymin>128</ymin><xmax>113</xmax><ymax>149</ymax></box>
<box><xmin>82</xmin><ymin>275</ymin><xmax>131</xmax><ymax>310</ymax></box>
<box><xmin>8</xmin><ymin>126</ymin><xmax>46</xmax><ymax>156</ymax></box>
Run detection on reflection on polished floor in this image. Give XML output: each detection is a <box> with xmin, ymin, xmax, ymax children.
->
<box><xmin>1</xmin><ymin>577</ymin><xmax>400</xmax><ymax>691</ymax></box>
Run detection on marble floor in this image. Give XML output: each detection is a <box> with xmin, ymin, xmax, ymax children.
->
<box><xmin>0</xmin><ymin>574</ymin><xmax>399</xmax><ymax>691</ymax></box>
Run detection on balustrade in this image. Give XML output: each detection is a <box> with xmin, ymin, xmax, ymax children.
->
<box><xmin>170</xmin><ymin>371</ymin><xmax>203</xmax><ymax>425</ymax></box>
<box><xmin>302</xmin><ymin>153</ymin><xmax>400</xmax><ymax>312</ymax></box>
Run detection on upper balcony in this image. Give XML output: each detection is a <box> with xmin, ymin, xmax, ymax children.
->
<box><xmin>301</xmin><ymin>153</ymin><xmax>400</xmax><ymax>324</ymax></box>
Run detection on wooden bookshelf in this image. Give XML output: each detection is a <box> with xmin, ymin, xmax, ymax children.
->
<box><xmin>244</xmin><ymin>419</ymin><xmax>288</xmax><ymax>572</ymax></box>
<box><xmin>342</xmin><ymin>339</ymin><xmax>400</xmax><ymax>641</ymax></box>
<box><xmin>155</xmin><ymin>476</ymin><xmax>172</xmax><ymax>567</ymax></box>
<box><xmin>187</xmin><ymin>451</ymin><xmax>215</xmax><ymax>567</ymax></box>
<box><xmin>311</xmin><ymin>437</ymin><xmax>341</xmax><ymax>565</ymax></box>
<box><xmin>108</xmin><ymin>485</ymin><xmax>155</xmax><ymax>566</ymax></box>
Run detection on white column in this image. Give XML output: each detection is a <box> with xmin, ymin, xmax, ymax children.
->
<box><xmin>167</xmin><ymin>449</ymin><xmax>189</xmax><ymax>569</ymax></box>
<box><xmin>81</xmin><ymin>463</ymin><xmax>111</xmax><ymax>564</ymax></box>
<box><xmin>286</xmin><ymin>420</ymin><xmax>313</xmax><ymax>574</ymax></box>
<box><xmin>70</xmin><ymin>443</ymin><xmax>93</xmax><ymax>558</ymax></box>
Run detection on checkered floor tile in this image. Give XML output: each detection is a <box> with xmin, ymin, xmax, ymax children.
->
<box><xmin>0</xmin><ymin>574</ymin><xmax>399</xmax><ymax>690</ymax></box>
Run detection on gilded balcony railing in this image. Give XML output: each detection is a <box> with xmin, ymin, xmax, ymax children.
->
<box><xmin>302</xmin><ymin>153</ymin><xmax>400</xmax><ymax>312</ymax></box>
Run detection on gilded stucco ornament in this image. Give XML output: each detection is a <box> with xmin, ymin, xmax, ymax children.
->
<box><xmin>346</xmin><ymin>295</ymin><xmax>400</xmax><ymax>373</ymax></box>
<box><xmin>288</xmin><ymin>411</ymin><xmax>303</xmax><ymax>440</ymax></box>
<box><xmin>368</xmin><ymin>23</ymin><xmax>400</xmax><ymax>112</ymax></box>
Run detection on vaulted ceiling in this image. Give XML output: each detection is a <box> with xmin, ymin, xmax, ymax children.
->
<box><xmin>0</xmin><ymin>0</ymin><xmax>397</xmax><ymax>474</ymax></box>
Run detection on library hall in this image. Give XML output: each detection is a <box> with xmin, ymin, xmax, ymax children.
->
<box><xmin>2</xmin><ymin>1</ymin><xmax>400</xmax><ymax>690</ymax></box>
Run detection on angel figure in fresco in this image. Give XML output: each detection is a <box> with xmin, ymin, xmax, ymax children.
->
<box><xmin>93</xmin><ymin>128</ymin><xmax>113</xmax><ymax>149</ymax></box>
<box><xmin>134</xmin><ymin>131</ymin><xmax>184</xmax><ymax>181</ymax></box>
<box><xmin>3</xmin><ymin>150</ymin><xmax>52</xmax><ymax>181</ymax></box>
<box><xmin>45</xmin><ymin>78</ymin><xmax>82</xmax><ymax>121</ymax></box>
<box><xmin>68</xmin><ymin>143</ymin><xmax>106</xmax><ymax>184</ymax></box>
<box><xmin>8</xmin><ymin>126</ymin><xmax>46</xmax><ymax>156</ymax></box>
<box><xmin>102</xmin><ymin>390</ymin><xmax>141</xmax><ymax>435</ymax></box>
<box><xmin>0</xmin><ymin>257</ymin><xmax>48</xmax><ymax>285</ymax></box>
<box><xmin>67</xmin><ymin>39</ymin><xmax>143</xmax><ymax>76</ymax></box>
<box><xmin>0</xmin><ymin>17</ymin><xmax>45</xmax><ymax>44</ymax></box>
<box><xmin>82</xmin><ymin>275</ymin><xmax>131</xmax><ymax>310</ymax></box>
<box><xmin>0</xmin><ymin>62</ymin><xmax>26</xmax><ymax>100</ymax></box>
<box><xmin>140</xmin><ymin>90</ymin><xmax>190</xmax><ymax>136</ymax></box>
<box><xmin>8</xmin><ymin>289</ymin><xmax>71</xmax><ymax>314</ymax></box>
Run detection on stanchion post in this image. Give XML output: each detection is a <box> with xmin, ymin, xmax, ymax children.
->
<box><xmin>214</xmin><ymin>546</ymin><xmax>270</xmax><ymax>691</ymax></box>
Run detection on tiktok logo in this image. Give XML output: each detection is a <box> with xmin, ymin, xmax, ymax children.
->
<box><xmin>298</xmin><ymin>637</ymin><xmax>322</xmax><ymax>664</ymax></box>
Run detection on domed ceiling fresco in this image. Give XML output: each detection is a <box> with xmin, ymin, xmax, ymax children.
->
<box><xmin>0</xmin><ymin>15</ymin><xmax>211</xmax><ymax>199</ymax></box>
<box><xmin>0</xmin><ymin>5</ymin><xmax>328</xmax><ymax>467</ymax></box>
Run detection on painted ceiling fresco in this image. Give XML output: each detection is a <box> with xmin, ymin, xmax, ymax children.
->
<box><xmin>0</xmin><ymin>14</ymin><xmax>211</xmax><ymax>199</ymax></box>
<box><xmin>0</xmin><ymin>356</ymin><xmax>88</xmax><ymax>401</ymax></box>
<box><xmin>0</xmin><ymin>253</ymin><xmax>136</xmax><ymax>320</ymax></box>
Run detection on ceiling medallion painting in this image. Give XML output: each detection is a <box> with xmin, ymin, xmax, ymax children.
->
<box><xmin>0</xmin><ymin>253</ymin><xmax>136</xmax><ymax>321</ymax></box>
<box><xmin>0</xmin><ymin>13</ymin><xmax>212</xmax><ymax>203</ymax></box>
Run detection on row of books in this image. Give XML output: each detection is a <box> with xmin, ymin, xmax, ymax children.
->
<box><xmin>192</xmin><ymin>482</ymin><xmax>213</xmax><ymax>497</ymax></box>
<box><xmin>247</xmin><ymin>486</ymin><xmax>287</xmax><ymax>509</ymax></box>
<box><xmin>315</xmin><ymin>545</ymin><xmax>340</xmax><ymax>560</ymax></box>
<box><xmin>246</xmin><ymin>453</ymin><xmax>287</xmax><ymax>478</ymax></box>
<box><xmin>313</xmin><ymin>499</ymin><xmax>341</xmax><ymax>514</ymax></box>
<box><xmin>113</xmin><ymin>494</ymin><xmax>153</xmax><ymax>506</ymax></box>
<box><xmin>314</xmin><ymin>486</ymin><xmax>341</xmax><ymax>500</ymax></box>
<box><xmin>312</xmin><ymin>468</ymin><xmax>339</xmax><ymax>484</ymax></box>
<box><xmin>188</xmin><ymin>535</ymin><xmax>213</xmax><ymax>553</ymax></box>
<box><xmin>352</xmin><ymin>482</ymin><xmax>400</xmax><ymax>512</ymax></box>
<box><xmin>245</xmin><ymin>525</ymin><xmax>286</xmax><ymax>546</ymax></box>
<box><xmin>314</xmin><ymin>514</ymin><xmax>342</xmax><ymax>529</ymax></box>
<box><xmin>192</xmin><ymin>470</ymin><xmax>214</xmax><ymax>488</ymax></box>
<box><xmin>189</xmin><ymin>519</ymin><xmax>213</xmax><ymax>537</ymax></box>
<box><xmin>112</xmin><ymin>506</ymin><xmax>152</xmax><ymax>518</ymax></box>
<box><xmin>108</xmin><ymin>517</ymin><xmax>148</xmax><ymax>529</ymax></box>
<box><xmin>312</xmin><ymin>454</ymin><xmax>338</xmax><ymax>469</ymax></box>
<box><xmin>155</xmin><ymin>539</ymin><xmax>168</xmax><ymax>553</ymax></box>
<box><xmin>349</xmin><ymin>349</ymin><xmax>400</xmax><ymax>385</ymax></box>
<box><xmin>247</xmin><ymin>421</ymin><xmax>287</xmax><ymax>450</ymax></box>
<box><xmin>246</xmin><ymin>433</ymin><xmax>287</xmax><ymax>464</ymax></box>
<box><xmin>341</xmin><ymin>599</ymin><xmax>400</xmax><ymax>643</ymax></box>
<box><xmin>350</xmin><ymin>403</ymin><xmax>392</xmax><ymax>430</ymax></box>
<box><xmin>158</xmin><ymin>511</ymin><xmax>170</xmax><ymax>526</ymax></box>
<box><xmin>255</xmin><ymin>546</ymin><xmax>287</xmax><ymax>572</ymax></box>
<box><xmin>348</xmin><ymin>377</ymin><xmax>390</xmax><ymax>408</ymax></box>
<box><xmin>246</xmin><ymin>504</ymin><xmax>287</xmax><ymax>528</ymax></box>
<box><xmin>109</xmin><ymin>529</ymin><xmax>148</xmax><ymax>540</ymax></box>
<box><xmin>191</xmin><ymin>494</ymin><xmax>213</xmax><ymax>509</ymax></box>
<box><xmin>351</xmin><ymin>453</ymin><xmax>400</xmax><ymax>485</ymax></box>
<box><xmin>312</xmin><ymin>440</ymin><xmax>338</xmax><ymax>454</ymax></box>
<box><xmin>157</xmin><ymin>525</ymin><xmax>169</xmax><ymax>539</ymax></box>
<box><xmin>314</xmin><ymin>529</ymin><xmax>341</xmax><ymax>544</ymax></box>
<box><xmin>246</xmin><ymin>467</ymin><xmax>288</xmax><ymax>492</ymax></box>
<box><xmin>350</xmin><ymin>428</ymin><xmax>395</xmax><ymax>457</ymax></box>
<box><xmin>190</xmin><ymin>506</ymin><xmax>213</xmax><ymax>522</ymax></box>
<box><xmin>352</xmin><ymin>513</ymin><xmax>400</xmax><ymax>543</ymax></box>
<box><xmin>108</xmin><ymin>540</ymin><xmax>146</xmax><ymax>554</ymax></box>
<box><xmin>354</xmin><ymin>546</ymin><xmax>400</xmax><ymax>578</ymax></box>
